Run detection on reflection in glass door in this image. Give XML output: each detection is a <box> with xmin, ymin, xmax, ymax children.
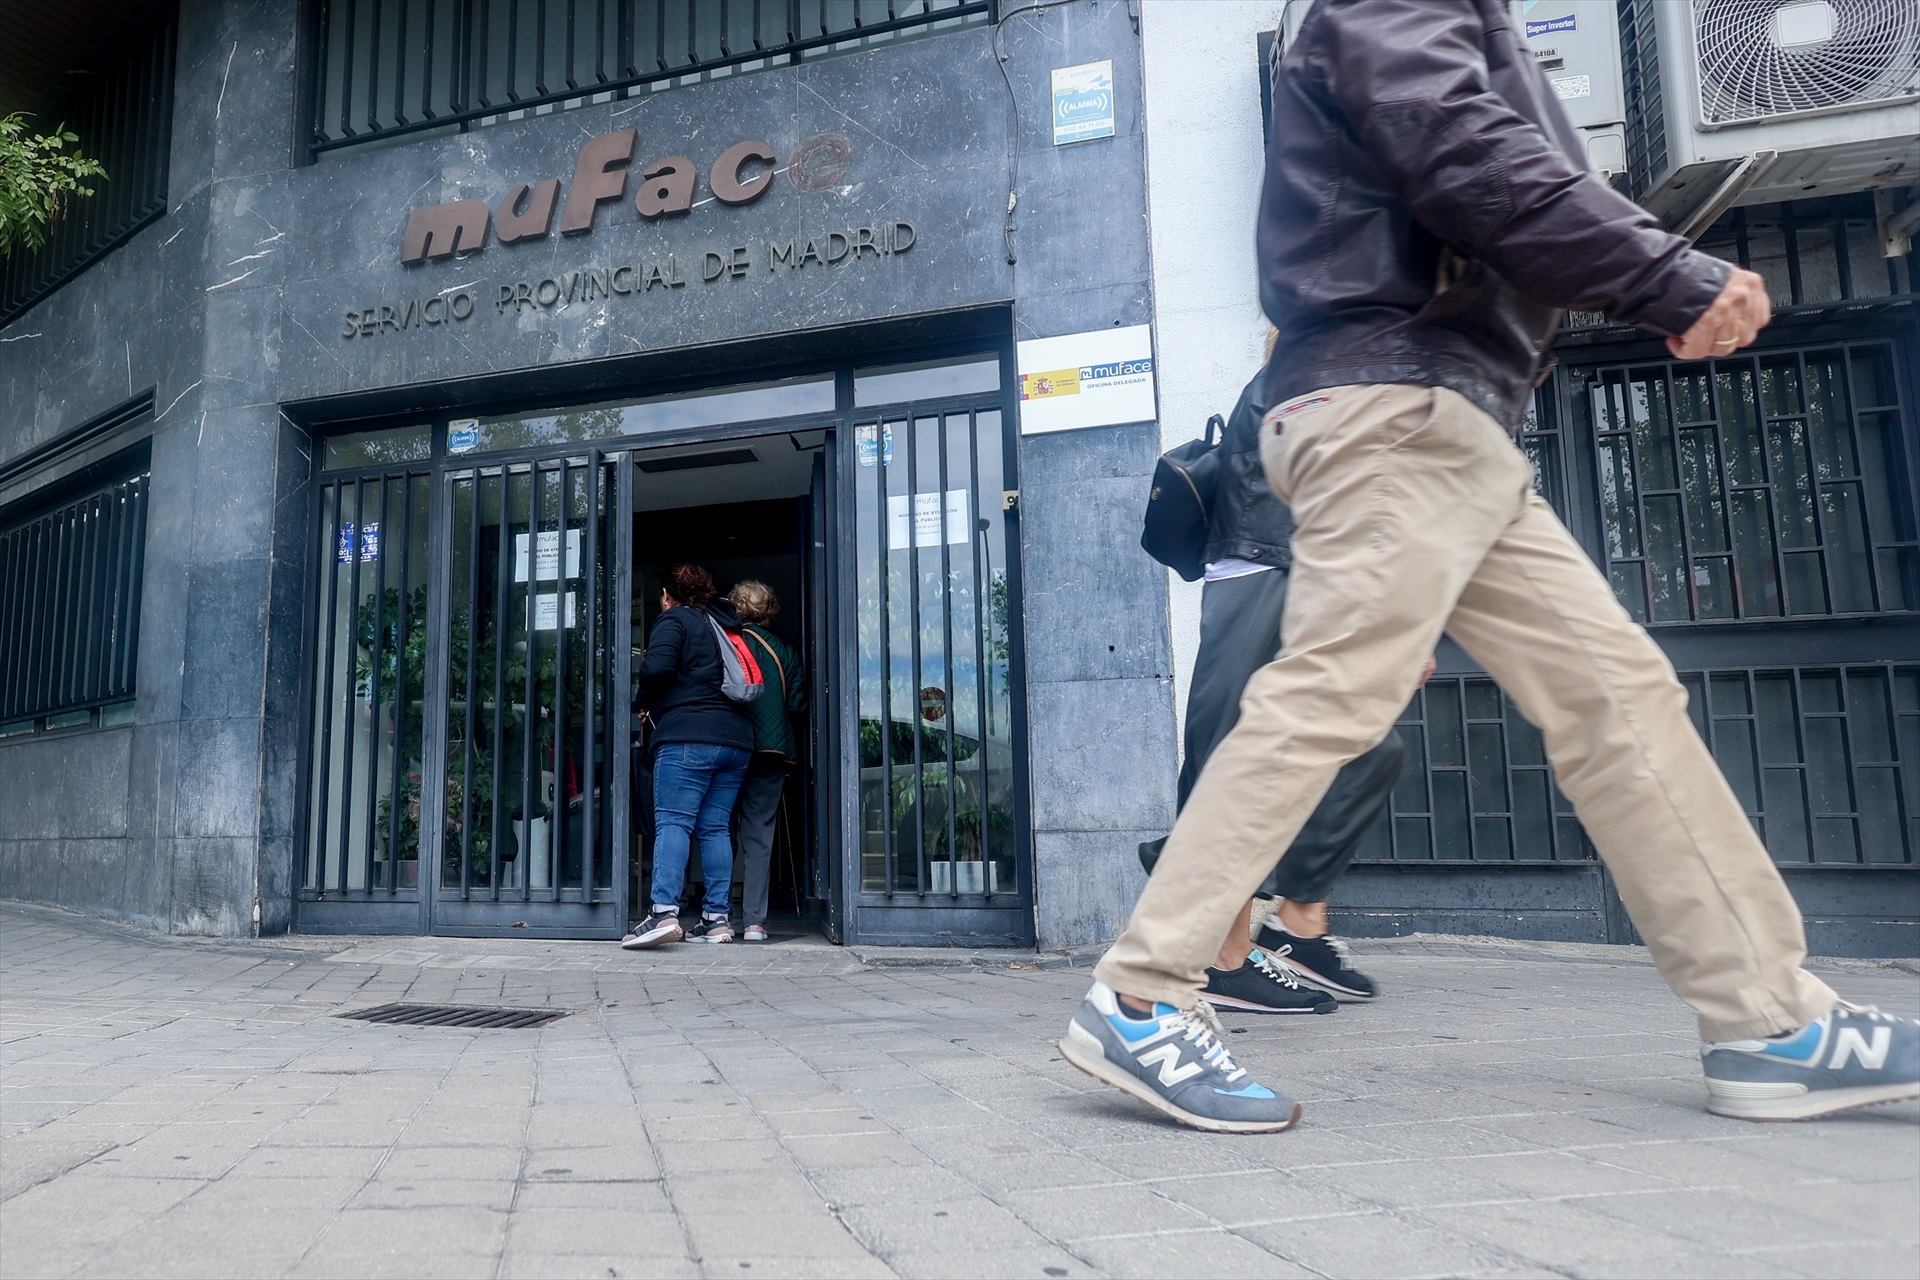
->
<box><xmin>850</xmin><ymin>403</ymin><xmax>1028</xmax><ymax>943</ymax></box>
<box><xmin>436</xmin><ymin>452</ymin><xmax>628</xmax><ymax>934</ymax></box>
<box><xmin>301</xmin><ymin>466</ymin><xmax>433</xmax><ymax>924</ymax></box>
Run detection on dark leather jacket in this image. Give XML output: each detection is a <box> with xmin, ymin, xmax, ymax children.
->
<box><xmin>1258</xmin><ymin>0</ymin><xmax>1729</xmax><ymax>427</ymax></box>
<box><xmin>1202</xmin><ymin>376</ymin><xmax>1293</xmax><ymax>570</ymax></box>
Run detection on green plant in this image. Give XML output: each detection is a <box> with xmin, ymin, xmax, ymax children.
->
<box><xmin>0</xmin><ymin>113</ymin><xmax>107</xmax><ymax>256</ymax></box>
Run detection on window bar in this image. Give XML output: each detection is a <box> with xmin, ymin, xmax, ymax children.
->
<box><xmin>450</xmin><ymin>0</ymin><xmax>469</xmax><ymax>116</ymax></box>
<box><xmin>505</xmin><ymin>0</ymin><xmax>525</xmax><ymax>103</ymax></box>
<box><xmin>686</xmin><ymin>0</ymin><xmax>700</xmax><ymax>67</ymax></box>
<box><xmin>98</xmin><ymin>487</ymin><xmax>124</xmax><ymax>702</ymax></box>
<box><xmin>1836</xmin><ymin>668</ymin><xmax>1865</xmax><ymax>864</ymax></box>
<box><xmin>487</xmin><ymin>469</ymin><xmax>515</xmax><ymax>900</ymax></box>
<box><xmin>334</xmin><ymin>479</ymin><xmax>365</xmax><ymax>894</ymax></box>
<box><xmin>336</xmin><ymin>0</ymin><xmax>358</xmax><ymax>138</ymax></box>
<box><xmin>615</xmin><ymin>0</ymin><xmax>635</xmax><ymax>79</ymax></box>
<box><xmin>938</xmin><ymin>416</ymin><xmax>958</xmax><ymax>897</ymax></box>
<box><xmin>360</xmin><ymin>476</ymin><xmax>390</xmax><ymax>892</ymax></box>
<box><xmin>1662</xmin><ymin>365</ymin><xmax>1704</xmax><ymax>621</ymax></box>
<box><xmin>385</xmin><ymin>475</ymin><xmax>415</xmax><ymax>894</ymax></box>
<box><xmin>875</xmin><ymin>419</ymin><xmax>896</xmax><ymax>896</ymax></box>
<box><xmin>785</xmin><ymin>0</ymin><xmax>799</xmax><ymax>44</ymax></box>
<box><xmin>310</xmin><ymin>0</ymin><xmax>333</xmax><ymax>149</ymax></box>
<box><xmin>720</xmin><ymin>0</ymin><xmax>732</xmax><ymax>57</ymax></box>
<box><xmin>392</xmin><ymin>0</ymin><xmax>411</xmax><ymax>128</ymax></box>
<box><xmin>968</xmin><ymin>411</ymin><xmax>992</xmax><ymax>894</ymax></box>
<box><xmin>364</xmin><ymin>0</ymin><xmax>383</xmax><ymax>134</ymax></box>
<box><xmin>564</xmin><ymin>0</ymin><xmax>579</xmax><ymax>91</ymax></box>
<box><xmin>1788</xmin><ymin>669</ymin><xmax>1814</xmax><ymax>862</ymax></box>
<box><xmin>511</xmin><ymin>468</ymin><xmax>537</xmax><ymax>901</ymax></box>
<box><xmin>519</xmin><ymin>466</ymin><xmax>543</xmax><ymax>903</ymax></box>
<box><xmin>119</xmin><ymin>477</ymin><xmax>148</xmax><ymax>704</ymax></box>
<box><xmin>458</xmin><ymin>472</ymin><xmax>481</xmax><ymax>901</ymax></box>
<box><xmin>533</xmin><ymin>0</ymin><xmax>550</xmax><ymax>99</ymax></box>
<box><xmin>905</xmin><ymin>416</ymin><xmax>927</xmax><ymax>895</ymax></box>
<box><xmin>750</xmin><ymin>0</ymin><xmax>765</xmax><ymax>51</ymax></box>
<box><xmin>78</xmin><ymin>495</ymin><xmax>107</xmax><ymax>710</ymax></box>
<box><xmin>581</xmin><ymin>451</ymin><xmax>602</xmax><ymax>901</ymax></box>
<box><xmin>1832</xmin><ymin>214</ymin><xmax>1854</xmax><ymax>300</ymax></box>
<box><xmin>1795</xmin><ymin>349</ymin><xmax>1833</xmax><ymax>604</ymax></box>
<box><xmin>474</xmin><ymin>0</ymin><xmax>493</xmax><ymax>110</ymax></box>
<box><xmin>44</xmin><ymin>507</ymin><xmax>71</xmax><ymax>712</ymax></box>
<box><xmin>310</xmin><ymin>485</ymin><xmax>343</xmax><ymax>892</ymax></box>
<box><xmin>550</xmin><ymin>464</ymin><xmax>571</xmax><ymax>904</ymax></box>
<box><xmin>1706</xmin><ymin>358</ymin><xmax>1747</xmax><ymax>616</ymax></box>
<box><xmin>22</xmin><ymin>521</ymin><xmax>45</xmax><ymax>715</ymax></box>
<box><xmin>1</xmin><ymin>531</ymin><xmax>17</xmax><ymax>718</ymax></box>
<box><xmin>417</xmin><ymin>0</ymin><xmax>436</xmax><ymax>120</ymax></box>
<box><xmin>1782</xmin><ymin>214</ymin><xmax>1803</xmax><ymax>307</ymax></box>
<box><xmin>655</xmin><ymin>0</ymin><xmax>668</xmax><ymax>71</ymax></box>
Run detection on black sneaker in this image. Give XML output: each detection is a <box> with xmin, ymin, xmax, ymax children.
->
<box><xmin>1201</xmin><ymin>947</ymin><xmax>1338</xmax><ymax>1014</ymax></box>
<box><xmin>621</xmin><ymin>910</ymin><xmax>683</xmax><ymax>950</ymax></box>
<box><xmin>1257</xmin><ymin>922</ymin><xmax>1378</xmax><ymax>1000</ymax></box>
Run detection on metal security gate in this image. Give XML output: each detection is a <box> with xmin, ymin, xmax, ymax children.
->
<box><xmin>431</xmin><ymin>452</ymin><xmax>629</xmax><ymax>935</ymax></box>
<box><xmin>299</xmin><ymin>465</ymin><xmax>434</xmax><ymax>929</ymax></box>
<box><xmin>842</xmin><ymin>399</ymin><xmax>1030</xmax><ymax>945</ymax></box>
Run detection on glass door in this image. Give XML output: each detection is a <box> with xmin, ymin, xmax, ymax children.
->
<box><xmin>845</xmin><ymin>400</ymin><xmax>1031</xmax><ymax>945</ymax></box>
<box><xmin>431</xmin><ymin>450</ymin><xmax>630</xmax><ymax>935</ymax></box>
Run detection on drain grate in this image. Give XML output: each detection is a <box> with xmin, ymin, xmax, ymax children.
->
<box><xmin>339</xmin><ymin>1003</ymin><xmax>567</xmax><ymax>1029</ymax></box>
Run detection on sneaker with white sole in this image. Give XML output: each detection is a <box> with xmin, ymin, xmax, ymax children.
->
<box><xmin>1060</xmin><ymin>981</ymin><xmax>1301</xmax><ymax>1134</ymax></box>
<box><xmin>686</xmin><ymin>916</ymin><xmax>734</xmax><ymax>943</ymax></box>
<box><xmin>742</xmin><ymin>924</ymin><xmax>768</xmax><ymax>942</ymax></box>
<box><xmin>1201</xmin><ymin>947</ymin><xmax>1338</xmax><ymax>1014</ymax></box>
<box><xmin>621</xmin><ymin>909</ymin><xmax>682</xmax><ymax>950</ymax></box>
<box><xmin>1702</xmin><ymin>1000</ymin><xmax>1920</xmax><ymax>1121</ymax></box>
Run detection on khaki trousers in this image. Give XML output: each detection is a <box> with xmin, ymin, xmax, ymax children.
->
<box><xmin>1096</xmin><ymin>384</ymin><xmax>1835</xmax><ymax>1041</ymax></box>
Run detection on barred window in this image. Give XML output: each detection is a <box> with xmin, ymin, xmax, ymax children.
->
<box><xmin>0</xmin><ymin>465</ymin><xmax>150</xmax><ymax>729</ymax></box>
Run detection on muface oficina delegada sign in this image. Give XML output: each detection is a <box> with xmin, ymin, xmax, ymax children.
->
<box><xmin>340</xmin><ymin>128</ymin><xmax>916</xmax><ymax>340</ymax></box>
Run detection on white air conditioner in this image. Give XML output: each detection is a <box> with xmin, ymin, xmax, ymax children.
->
<box><xmin>1619</xmin><ymin>0</ymin><xmax>1920</xmax><ymax>235</ymax></box>
<box><xmin>1517</xmin><ymin>1</ymin><xmax>1631</xmax><ymax>183</ymax></box>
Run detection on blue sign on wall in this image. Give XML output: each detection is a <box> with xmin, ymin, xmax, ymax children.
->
<box><xmin>1051</xmin><ymin>61</ymin><xmax>1115</xmax><ymax>146</ymax></box>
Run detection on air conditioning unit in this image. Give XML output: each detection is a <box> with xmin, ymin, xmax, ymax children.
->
<box><xmin>1517</xmin><ymin>1</ymin><xmax>1631</xmax><ymax>183</ymax></box>
<box><xmin>1617</xmin><ymin>0</ymin><xmax>1920</xmax><ymax>235</ymax></box>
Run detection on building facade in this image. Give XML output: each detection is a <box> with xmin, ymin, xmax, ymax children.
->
<box><xmin>3</xmin><ymin>0</ymin><xmax>1916</xmax><ymax>955</ymax></box>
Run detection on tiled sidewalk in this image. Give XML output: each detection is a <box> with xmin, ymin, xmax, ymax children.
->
<box><xmin>1</xmin><ymin>901</ymin><xmax>1915</xmax><ymax>1279</ymax></box>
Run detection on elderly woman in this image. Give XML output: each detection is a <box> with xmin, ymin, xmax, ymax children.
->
<box><xmin>726</xmin><ymin>580</ymin><xmax>806</xmax><ymax>942</ymax></box>
<box><xmin>622</xmin><ymin>564</ymin><xmax>753</xmax><ymax>948</ymax></box>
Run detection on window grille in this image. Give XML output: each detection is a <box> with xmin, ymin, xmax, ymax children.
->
<box><xmin>1365</xmin><ymin>663</ymin><xmax>1918</xmax><ymax>866</ymax></box>
<box><xmin>0</xmin><ymin>469</ymin><xmax>150</xmax><ymax>725</ymax></box>
<box><xmin>305</xmin><ymin>0</ymin><xmax>990</xmax><ymax>157</ymax></box>
<box><xmin>1586</xmin><ymin>342</ymin><xmax>1917</xmax><ymax>624</ymax></box>
<box><xmin>0</xmin><ymin>12</ymin><xmax>175</xmax><ymax>327</ymax></box>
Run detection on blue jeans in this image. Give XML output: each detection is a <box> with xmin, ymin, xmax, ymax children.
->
<box><xmin>649</xmin><ymin>742</ymin><xmax>751</xmax><ymax>916</ymax></box>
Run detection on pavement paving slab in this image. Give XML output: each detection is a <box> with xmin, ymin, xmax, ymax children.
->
<box><xmin>1</xmin><ymin>900</ymin><xmax>1916</xmax><ymax>1279</ymax></box>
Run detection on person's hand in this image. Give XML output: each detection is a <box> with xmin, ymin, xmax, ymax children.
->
<box><xmin>1418</xmin><ymin>655</ymin><xmax>1437</xmax><ymax>688</ymax></box>
<box><xmin>1668</xmin><ymin>267</ymin><xmax>1771</xmax><ymax>360</ymax></box>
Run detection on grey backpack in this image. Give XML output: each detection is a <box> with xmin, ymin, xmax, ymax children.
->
<box><xmin>700</xmin><ymin>610</ymin><xmax>765</xmax><ymax>704</ymax></box>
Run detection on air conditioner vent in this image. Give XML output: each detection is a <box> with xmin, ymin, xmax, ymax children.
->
<box><xmin>1694</xmin><ymin>0</ymin><xmax>1920</xmax><ymax>125</ymax></box>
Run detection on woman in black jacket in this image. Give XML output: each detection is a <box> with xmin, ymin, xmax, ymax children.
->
<box><xmin>622</xmin><ymin>564</ymin><xmax>754</xmax><ymax>949</ymax></box>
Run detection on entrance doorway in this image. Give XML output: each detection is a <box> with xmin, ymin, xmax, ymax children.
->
<box><xmin>294</xmin><ymin>350</ymin><xmax>1033</xmax><ymax>944</ymax></box>
<box><xmin>629</xmin><ymin>432</ymin><xmax>823</xmax><ymax>940</ymax></box>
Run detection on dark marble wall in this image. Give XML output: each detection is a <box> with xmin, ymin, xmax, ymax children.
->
<box><xmin>0</xmin><ymin>0</ymin><xmax>1173</xmax><ymax>945</ymax></box>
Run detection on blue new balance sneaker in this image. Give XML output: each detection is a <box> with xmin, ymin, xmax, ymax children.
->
<box><xmin>1702</xmin><ymin>1000</ymin><xmax>1920</xmax><ymax>1121</ymax></box>
<box><xmin>1060</xmin><ymin>981</ymin><xmax>1301</xmax><ymax>1133</ymax></box>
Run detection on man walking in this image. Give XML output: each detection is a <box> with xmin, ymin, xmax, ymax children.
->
<box><xmin>1140</xmin><ymin>366</ymin><xmax>1409</xmax><ymax>1013</ymax></box>
<box><xmin>1062</xmin><ymin>0</ymin><xmax>1920</xmax><ymax>1133</ymax></box>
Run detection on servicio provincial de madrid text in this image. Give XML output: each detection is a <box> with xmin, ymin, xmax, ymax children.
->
<box><xmin>340</xmin><ymin>222</ymin><xmax>915</xmax><ymax>340</ymax></box>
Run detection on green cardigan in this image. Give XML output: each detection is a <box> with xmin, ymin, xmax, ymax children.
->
<box><xmin>740</xmin><ymin>624</ymin><xmax>806</xmax><ymax>758</ymax></box>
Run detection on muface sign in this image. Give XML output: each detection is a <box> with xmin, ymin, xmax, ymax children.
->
<box><xmin>400</xmin><ymin>129</ymin><xmax>788</xmax><ymax>264</ymax></box>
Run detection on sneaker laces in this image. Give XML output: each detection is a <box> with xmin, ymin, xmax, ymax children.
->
<box><xmin>1832</xmin><ymin>999</ymin><xmax>1896</xmax><ymax>1023</ymax></box>
<box><xmin>1250</xmin><ymin>946</ymin><xmax>1307</xmax><ymax>991</ymax></box>
<box><xmin>1164</xmin><ymin>1005</ymin><xmax>1247</xmax><ymax>1084</ymax></box>
<box><xmin>1322</xmin><ymin>935</ymin><xmax>1352</xmax><ymax>961</ymax></box>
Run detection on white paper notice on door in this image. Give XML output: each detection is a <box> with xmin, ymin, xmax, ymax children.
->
<box><xmin>887</xmin><ymin>491</ymin><xmax>969</xmax><ymax>549</ymax></box>
<box><xmin>514</xmin><ymin>529</ymin><xmax>582</xmax><ymax>582</ymax></box>
<box><xmin>531</xmin><ymin>592</ymin><xmax>577</xmax><ymax>630</ymax></box>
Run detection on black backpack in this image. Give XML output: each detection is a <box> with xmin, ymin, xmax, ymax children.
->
<box><xmin>1140</xmin><ymin>413</ymin><xmax>1224</xmax><ymax>583</ymax></box>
